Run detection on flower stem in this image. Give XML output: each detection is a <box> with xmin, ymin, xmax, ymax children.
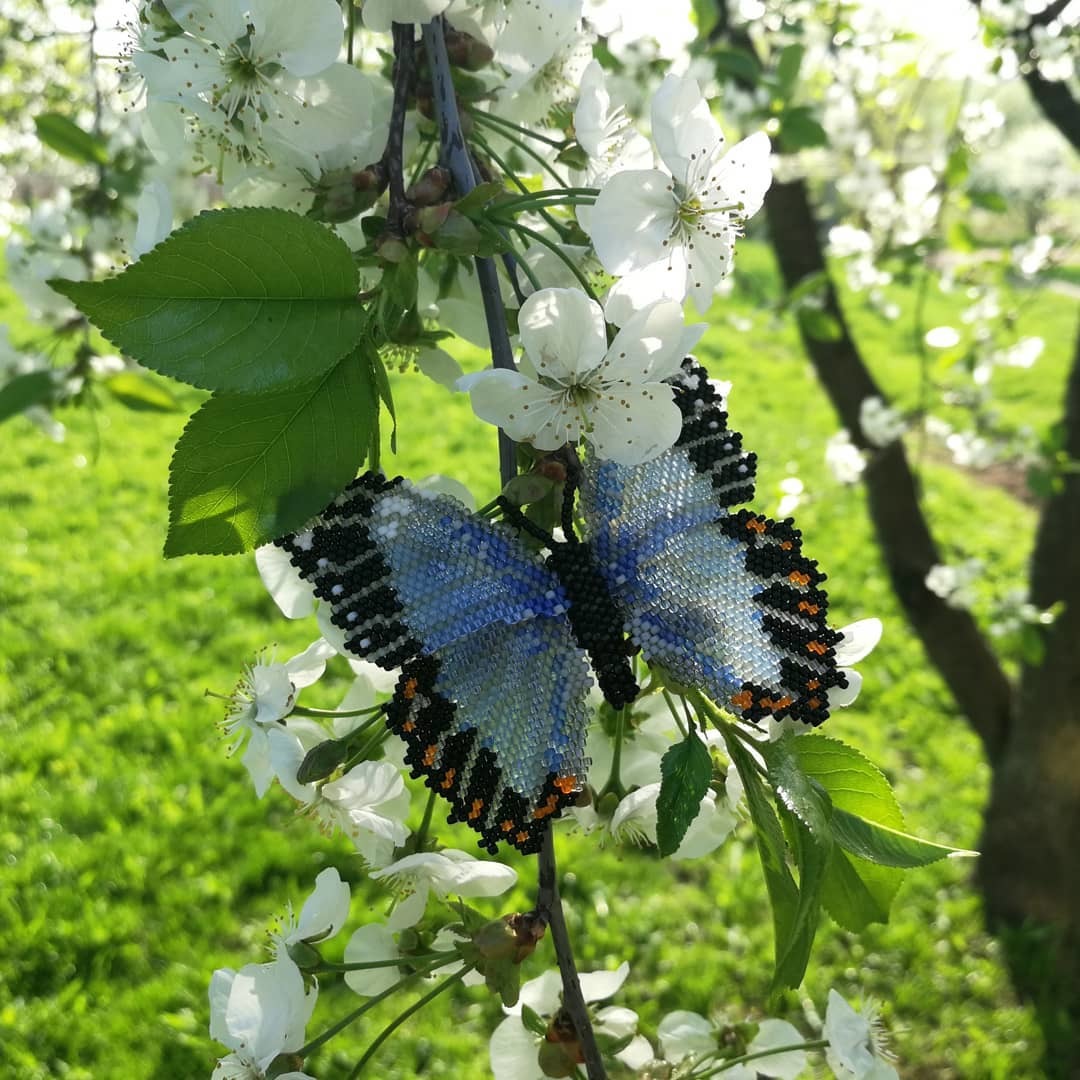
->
<box><xmin>468</xmin><ymin>106</ymin><xmax>569</xmax><ymax>148</ymax></box>
<box><xmin>297</xmin><ymin>958</ymin><xmax>446</xmax><ymax>1058</ymax></box>
<box><xmin>597</xmin><ymin>706</ymin><xmax>627</xmax><ymax>800</ymax></box>
<box><xmin>290</xmin><ymin>705</ymin><xmax>384</xmax><ymax>719</ymax></box>
<box><xmin>696</xmin><ymin>1038</ymin><xmax>829</xmax><ymax>1077</ymax></box>
<box><xmin>346</xmin><ymin>967</ymin><xmax>472</xmax><ymax>1078</ymax></box>
<box><xmin>318</xmin><ymin>951</ymin><xmax>451</xmax><ymax>973</ymax></box>
<box><xmin>412</xmin><ymin>787</ymin><xmax>439</xmax><ymax>852</ymax></box>
<box><xmin>535</xmin><ymin>830</ymin><xmax>608</xmax><ymax>1080</ymax></box>
<box><xmin>385</xmin><ymin>24</ymin><xmax>416</xmax><ymax>231</ymax></box>
<box><xmin>494</xmin><ymin>218</ymin><xmax>600</xmax><ymax>303</ymax></box>
<box><xmin>471</xmin><ymin>109</ymin><xmax>571</xmax><ymax>188</ymax></box>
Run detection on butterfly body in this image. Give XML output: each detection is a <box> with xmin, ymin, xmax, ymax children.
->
<box><xmin>275</xmin><ymin>360</ymin><xmax>847</xmax><ymax>854</ymax></box>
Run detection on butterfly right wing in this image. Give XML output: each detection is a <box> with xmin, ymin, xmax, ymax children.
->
<box><xmin>580</xmin><ymin>359</ymin><xmax>848</xmax><ymax>725</ymax></box>
<box><xmin>275</xmin><ymin>474</ymin><xmax>592</xmax><ymax>854</ymax></box>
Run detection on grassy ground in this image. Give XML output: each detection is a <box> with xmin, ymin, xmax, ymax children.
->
<box><xmin>1</xmin><ymin>240</ymin><xmax>1075</xmax><ymax>1079</ymax></box>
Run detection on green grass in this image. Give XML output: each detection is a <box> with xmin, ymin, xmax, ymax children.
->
<box><xmin>2</xmin><ymin>240</ymin><xmax>1075</xmax><ymax>1079</ymax></box>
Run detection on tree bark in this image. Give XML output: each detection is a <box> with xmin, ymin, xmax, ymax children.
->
<box><xmin>977</xmin><ymin>319</ymin><xmax>1080</xmax><ymax>1072</ymax></box>
<box><xmin>763</xmin><ymin>177</ymin><xmax>1014</xmax><ymax>758</ymax></box>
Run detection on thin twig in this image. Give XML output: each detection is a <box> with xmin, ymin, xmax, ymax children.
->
<box><xmin>386</xmin><ymin>24</ymin><xmax>416</xmax><ymax>230</ymax></box>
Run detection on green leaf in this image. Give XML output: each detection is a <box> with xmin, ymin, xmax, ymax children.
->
<box><xmin>778</xmin><ymin>107</ymin><xmax>828</xmax><ymax>151</ymax></box>
<box><xmin>763</xmin><ymin>735</ymin><xmax>833</xmax><ymax>838</ymax></box>
<box><xmin>797</xmin><ymin>307</ymin><xmax>844</xmax><ymax>342</ymax></box>
<box><xmin>775</xmin><ymin>43</ymin><xmax>805</xmax><ymax>96</ymax></box>
<box><xmin>820</xmin><ymin>847</ymin><xmax>893</xmax><ymax>931</ymax></box>
<box><xmin>790</xmin><ymin>734</ymin><xmax>905</xmax><ymax>926</ymax></box>
<box><xmin>454</xmin><ymin>180</ymin><xmax>507</xmax><ymax>217</ymax></box>
<box><xmin>656</xmin><ymin>733</ymin><xmax>713</xmax><ymax>856</ymax></box>
<box><xmin>35</xmin><ymin>113</ymin><xmax>109</xmax><ymax>166</ymax></box>
<box><xmin>708</xmin><ymin>47</ymin><xmax>761</xmax><ymax>86</ymax></box>
<box><xmin>970</xmin><ymin>189</ymin><xmax>1008</xmax><ymax>213</ymax></box>
<box><xmin>50</xmin><ymin>208</ymin><xmax>368</xmax><ymax>393</ymax></box>
<box><xmin>372</xmin><ymin>351</ymin><xmax>397</xmax><ymax>454</ymax></box>
<box><xmin>723</xmin><ymin>731</ymin><xmax>799</xmax><ymax>980</ymax></box>
<box><xmin>103</xmin><ymin>371</ymin><xmax>181</xmax><ymax>412</ymax></box>
<box><xmin>946</xmin><ymin>220</ymin><xmax>977</xmax><ymax>253</ymax></box>
<box><xmin>773</xmin><ymin>809</ymin><xmax>829</xmax><ymax>991</ymax></box>
<box><xmin>831</xmin><ymin>810</ymin><xmax>976</xmax><ymax>868</ymax></box>
<box><xmin>165</xmin><ymin>347</ymin><xmax>377</xmax><ymax>556</ymax></box>
<box><xmin>0</xmin><ymin>371</ymin><xmax>53</xmax><ymax>423</ymax></box>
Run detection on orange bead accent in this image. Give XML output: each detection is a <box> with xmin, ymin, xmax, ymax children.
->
<box><xmin>402</xmin><ymin>719</ymin><xmax>416</xmax><ymax>733</ymax></box>
<box><xmin>798</xmin><ymin>601</ymin><xmax>820</xmax><ymax>615</ymax></box>
<box><xmin>516</xmin><ymin>831</ymin><xmax>529</xmax><ymax>845</ymax></box>
<box><xmin>789</xmin><ymin>571</ymin><xmax>811</xmax><ymax>586</ymax></box>
<box><xmin>807</xmin><ymin>679</ymin><xmax>820</xmax><ymax>691</ymax></box>
<box><xmin>403</xmin><ymin>677</ymin><xmax>418</xmax><ymax>701</ymax></box>
<box><xmin>807</xmin><ymin>697</ymin><xmax>822</xmax><ymax>709</ymax></box>
<box><xmin>468</xmin><ymin>799</ymin><xmax>484</xmax><ymax>820</ymax></box>
<box><xmin>501</xmin><ymin>819</ymin><xmax>514</xmax><ymax>832</ymax></box>
<box><xmin>746</xmin><ymin>517</ymin><xmax>767</xmax><ymax>534</ymax></box>
<box><xmin>807</xmin><ymin>640</ymin><xmax>827</xmax><ymax>656</ymax></box>
<box><xmin>554</xmin><ymin>775</ymin><xmax>578</xmax><ymax>794</ymax></box>
<box><xmin>780</xmin><ymin>541</ymin><xmax>793</xmax><ymax>551</ymax></box>
<box><xmin>440</xmin><ymin>768</ymin><xmax>456</xmax><ymax>790</ymax></box>
<box><xmin>533</xmin><ymin>794</ymin><xmax>559</xmax><ymax>819</ymax></box>
<box><xmin>423</xmin><ymin>744</ymin><xmax>438</xmax><ymax>766</ymax></box>
<box><xmin>732</xmin><ymin>690</ymin><xmax>754</xmax><ymax>710</ymax></box>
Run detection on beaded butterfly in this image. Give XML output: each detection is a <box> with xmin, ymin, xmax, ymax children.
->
<box><xmin>275</xmin><ymin>359</ymin><xmax>849</xmax><ymax>855</ymax></box>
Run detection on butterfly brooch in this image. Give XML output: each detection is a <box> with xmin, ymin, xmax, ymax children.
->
<box><xmin>275</xmin><ymin>359</ymin><xmax>850</xmax><ymax>856</ymax></box>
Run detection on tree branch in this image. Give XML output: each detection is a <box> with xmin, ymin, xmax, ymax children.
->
<box><xmin>710</xmin><ymin>7</ymin><xmax>1013</xmax><ymax>758</ymax></box>
<box><xmin>1021</xmin><ymin>67</ymin><xmax>1080</xmax><ymax>156</ymax></box>
<box><xmin>1022</xmin><ymin>318</ymin><xmax>1080</xmax><ymax>716</ymax></box>
<box><xmin>422</xmin><ymin>18</ymin><xmax>606</xmax><ymax>1078</ymax></box>
<box><xmin>421</xmin><ymin>17</ymin><xmax>516</xmax><ymax>485</ymax></box>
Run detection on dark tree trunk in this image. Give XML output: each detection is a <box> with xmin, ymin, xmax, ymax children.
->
<box><xmin>977</xmin><ymin>320</ymin><xmax>1080</xmax><ymax>1073</ymax></box>
<box><xmin>709</xmin><ymin>7</ymin><xmax>1080</xmax><ymax>1070</ymax></box>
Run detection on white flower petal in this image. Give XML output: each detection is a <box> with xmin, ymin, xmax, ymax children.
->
<box><xmin>833</xmin><ymin>618</ymin><xmax>883</xmax><ymax>666</ymax></box>
<box><xmin>415</xmin><ymin>346</ymin><xmax>465</xmax><ymax>389</ymax></box>
<box><xmin>605</xmin><ymin>301</ymin><xmax>704</xmax><ymax>384</ymax></box>
<box><xmin>293</xmin><ymin>867</ymin><xmax>350</xmax><ymax>944</ymax></box>
<box><xmin>256</xmin><ymin>543</ymin><xmax>316</xmax><ymax>618</ymax></box>
<box><xmin>705</xmin><ymin>131</ymin><xmax>772</xmax><ymax>221</ymax></box>
<box><xmin>579</xmin><ymin>960</ymin><xmax>630</xmax><ymax>1003</ymax></box>
<box><xmin>750</xmin><ymin>1018</ymin><xmax>806</xmax><ymax>1078</ymax></box>
<box><xmin>133</xmin><ymin>180</ymin><xmax>173</xmax><ymax>258</ymax></box>
<box><xmin>517</xmin><ymin>968</ymin><xmax>565</xmax><ymax>1016</ymax></box>
<box><xmin>586</xmin><ymin>384</ymin><xmax>682</xmax><ymax>465</ymax></box>
<box><xmin>831</xmin><ymin>669</ymin><xmax>863</xmax><ymax>708</ymax></box>
<box><xmin>285</xmin><ymin>638</ymin><xmax>337</xmax><ymax>689</ymax></box>
<box><xmin>590</xmin><ymin>169</ymin><xmax>677</xmax><ymax>275</ymax></box>
<box><xmin>658</xmin><ymin>1009</ymin><xmax>716</xmax><ymax>1062</ymax></box>
<box><xmin>344</xmin><ymin>924</ymin><xmax>401</xmax><ymax>996</ymax></box>
<box><xmin>363</xmin><ymin>0</ymin><xmax>452</xmax><ymax>32</ymax></box>
<box><xmin>489</xmin><ymin>1015</ymin><xmax>545</xmax><ymax>1080</ymax></box>
<box><xmin>464</xmin><ymin>368</ymin><xmax>577</xmax><ymax>450</ymax></box>
<box><xmin>650</xmin><ymin>74</ymin><xmax>724</xmax><ymax>180</ymax></box>
<box><xmin>267</xmin><ymin>65</ymin><xmax>375</xmax><ymax>154</ymax></box>
<box><xmin>519</xmin><ymin>287</ymin><xmax>608</xmax><ymax>381</ymax></box>
<box><xmin>249</xmin><ymin>0</ymin><xmax>344</xmax><ymax>76</ymax></box>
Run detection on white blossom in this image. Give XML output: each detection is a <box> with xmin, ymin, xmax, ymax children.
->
<box><xmin>824</xmin><ymin>989</ymin><xmax>898</xmax><ymax>1080</ymax></box>
<box><xmin>858</xmin><ymin>397</ymin><xmax>906</xmax><ymax>449</ymax></box>
<box><xmin>209</xmin><ymin>957</ymin><xmax>316</xmax><ymax>1079</ymax></box>
<box><xmin>657</xmin><ymin>1010</ymin><xmax>807</xmax><ymax>1078</ymax></box>
<box><xmin>273</xmin><ymin>867</ymin><xmax>351</xmax><ymax>960</ymax></box>
<box><xmin>825</xmin><ymin>430</ymin><xmax>866</xmax><ymax>485</ymax></box>
<box><xmin>925</xmin><ymin>560</ymin><xmax>983</xmax><ymax>610</ymax></box>
<box><xmin>588</xmin><ymin>74</ymin><xmax>771</xmax><ymax>314</ymax></box>
<box><xmin>370</xmin><ymin>848</ymin><xmax>518</xmax><ymax>930</ymax></box>
<box><xmin>461</xmin><ymin>287</ymin><xmax>704</xmax><ymax>464</ymax></box>
<box><xmin>314</xmin><ymin>761</ymin><xmax>413</xmax><ymax>867</ymax></box>
<box><xmin>221</xmin><ymin>641</ymin><xmax>336</xmax><ymax>797</ymax></box>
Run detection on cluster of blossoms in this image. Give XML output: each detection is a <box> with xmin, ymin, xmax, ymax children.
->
<box><xmin>19</xmin><ymin>2</ymin><xmax>911</xmax><ymax>1077</ymax></box>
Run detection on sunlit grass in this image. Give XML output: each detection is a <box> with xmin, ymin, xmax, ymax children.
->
<box><xmin>2</xmin><ymin>240</ymin><xmax>1073</xmax><ymax>1078</ymax></box>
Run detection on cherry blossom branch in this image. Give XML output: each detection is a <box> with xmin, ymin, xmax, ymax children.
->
<box><xmin>422</xmin><ymin>17</ymin><xmax>606</xmax><ymax>1078</ymax></box>
<box><xmin>535</xmin><ymin>829</ymin><xmax>608</xmax><ymax>1080</ymax></box>
<box><xmin>422</xmin><ymin>15</ymin><xmax>516</xmax><ymax>484</ymax></box>
<box><xmin>386</xmin><ymin>24</ymin><xmax>417</xmax><ymax>231</ymax></box>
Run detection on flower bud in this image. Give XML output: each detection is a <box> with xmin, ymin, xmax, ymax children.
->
<box><xmin>376</xmin><ymin>232</ymin><xmax>410</xmax><ymax>264</ymax></box>
<box><xmin>406</xmin><ymin>166</ymin><xmax>452</xmax><ymax>207</ymax></box>
<box><xmin>445</xmin><ymin>28</ymin><xmax>495</xmax><ymax>71</ymax></box>
<box><xmin>296</xmin><ymin>737</ymin><xmax>348</xmax><ymax>784</ymax></box>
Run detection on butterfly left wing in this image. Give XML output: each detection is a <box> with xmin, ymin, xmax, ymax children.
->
<box><xmin>579</xmin><ymin>359</ymin><xmax>848</xmax><ymax>725</ymax></box>
<box><xmin>275</xmin><ymin>474</ymin><xmax>592</xmax><ymax>854</ymax></box>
